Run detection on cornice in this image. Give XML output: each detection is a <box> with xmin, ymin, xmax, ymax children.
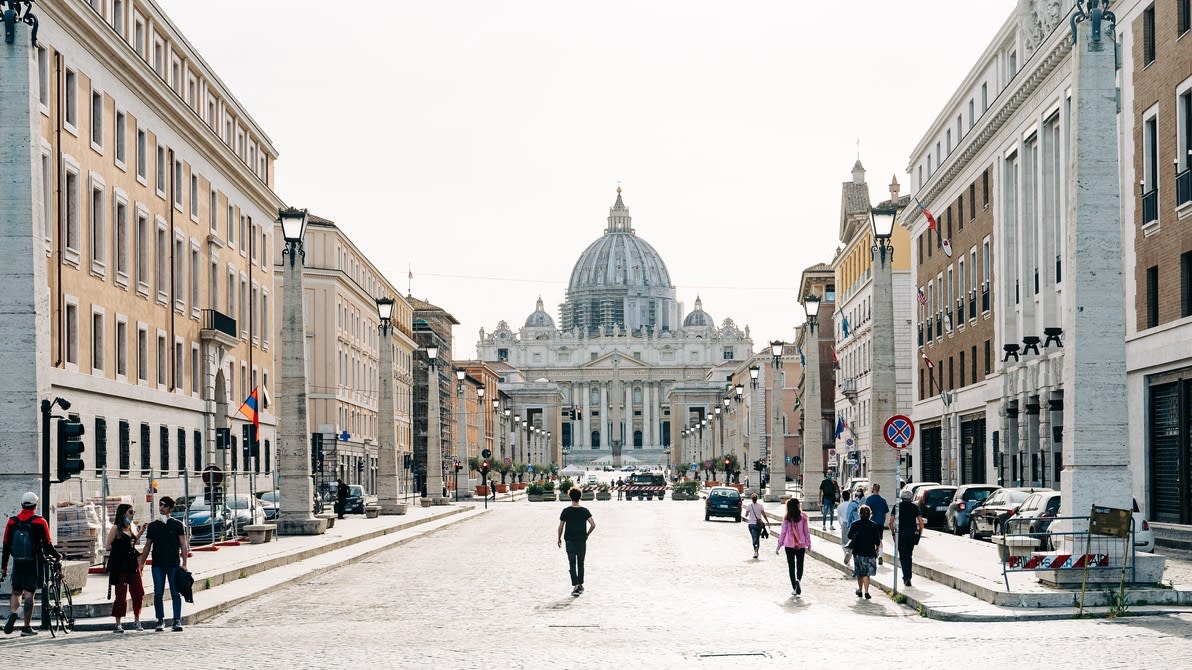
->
<box><xmin>903</xmin><ymin>28</ymin><xmax>1073</xmax><ymax>229</ymax></box>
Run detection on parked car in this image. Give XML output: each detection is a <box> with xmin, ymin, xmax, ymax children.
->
<box><xmin>846</xmin><ymin>478</ymin><xmax>869</xmax><ymax>496</ymax></box>
<box><xmin>902</xmin><ymin>481</ymin><xmax>941</xmax><ymax>501</ymax></box>
<box><xmin>255</xmin><ymin>490</ymin><xmax>280</xmax><ymax>521</ymax></box>
<box><xmin>969</xmin><ymin>487</ymin><xmax>1051</xmax><ymax>541</ymax></box>
<box><xmin>173</xmin><ymin>495</ymin><xmax>233</xmax><ymax>545</ymax></box>
<box><xmin>226</xmin><ymin>493</ymin><xmax>267</xmax><ymax>530</ymax></box>
<box><xmin>1012</xmin><ymin>491</ymin><xmax>1063</xmax><ymax>548</ymax></box>
<box><xmin>704</xmin><ymin>486</ymin><xmax>742</xmax><ymax>522</ymax></box>
<box><xmin>1046</xmin><ymin>498</ymin><xmax>1155</xmax><ymax>553</ymax></box>
<box><xmin>945</xmin><ymin>484</ymin><xmax>1000</xmax><ymax>535</ymax></box>
<box><xmin>342</xmin><ymin>485</ymin><xmax>366</xmax><ymax>514</ymax></box>
<box><xmin>912</xmin><ymin>485</ymin><xmax>958</xmax><ymax>528</ymax></box>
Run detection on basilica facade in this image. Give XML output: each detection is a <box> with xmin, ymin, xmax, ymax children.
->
<box><xmin>477</xmin><ymin>189</ymin><xmax>753</xmax><ymax>467</ymax></box>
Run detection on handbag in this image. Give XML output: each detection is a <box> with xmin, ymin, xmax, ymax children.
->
<box><xmin>759</xmin><ymin>522</ymin><xmax>769</xmax><ymax>539</ymax></box>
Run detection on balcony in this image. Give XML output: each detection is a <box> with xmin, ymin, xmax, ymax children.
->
<box><xmin>200</xmin><ymin>308</ymin><xmax>239</xmax><ymax>348</ymax></box>
<box><xmin>1178</xmin><ymin>168</ymin><xmax>1192</xmax><ymax>208</ymax></box>
<box><xmin>840</xmin><ymin>377</ymin><xmax>858</xmax><ymax>403</ymax></box>
<box><xmin>1142</xmin><ymin>187</ymin><xmax>1158</xmax><ymax>226</ymax></box>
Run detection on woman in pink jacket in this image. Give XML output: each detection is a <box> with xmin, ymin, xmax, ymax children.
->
<box><xmin>775</xmin><ymin>497</ymin><xmax>811</xmax><ymax>596</ymax></box>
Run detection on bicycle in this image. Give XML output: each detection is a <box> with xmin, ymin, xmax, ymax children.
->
<box><xmin>41</xmin><ymin>554</ymin><xmax>73</xmax><ymax>637</ymax></box>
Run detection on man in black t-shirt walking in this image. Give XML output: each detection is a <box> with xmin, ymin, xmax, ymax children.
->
<box><xmin>139</xmin><ymin>496</ymin><xmax>189</xmax><ymax>632</ymax></box>
<box><xmin>557</xmin><ymin>488</ymin><xmax>596</xmax><ymax>597</ymax></box>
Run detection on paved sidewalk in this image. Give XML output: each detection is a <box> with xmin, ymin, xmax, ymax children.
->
<box><xmin>69</xmin><ymin>495</ymin><xmax>506</xmax><ymax>630</ymax></box>
<box><xmin>762</xmin><ymin>503</ymin><xmax>1192</xmax><ymax>621</ymax></box>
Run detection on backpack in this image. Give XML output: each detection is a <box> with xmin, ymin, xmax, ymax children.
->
<box><xmin>9</xmin><ymin>518</ymin><xmax>38</xmax><ymax>564</ymax></box>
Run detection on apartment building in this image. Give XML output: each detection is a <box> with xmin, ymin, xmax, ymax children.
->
<box><xmin>1</xmin><ymin>0</ymin><xmax>281</xmax><ymax>513</ymax></box>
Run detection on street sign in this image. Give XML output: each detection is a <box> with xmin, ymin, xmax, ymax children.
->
<box><xmin>503</xmin><ymin>457</ymin><xmax>512</xmax><ymax>466</ymax></box>
<box><xmin>828</xmin><ymin>448</ymin><xmax>837</xmax><ymax>458</ymax></box>
<box><xmin>201</xmin><ymin>465</ymin><xmax>224</xmax><ymax>486</ymax></box>
<box><xmin>883</xmin><ymin>414</ymin><xmax>915</xmax><ymax>449</ymax></box>
<box><xmin>1090</xmin><ymin>505</ymin><xmax>1132</xmax><ymax>538</ymax></box>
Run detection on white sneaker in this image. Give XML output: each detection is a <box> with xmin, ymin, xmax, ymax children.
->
<box><xmin>134</xmin><ymin>622</ymin><xmax>144</xmax><ymax>631</ymax></box>
<box><xmin>113</xmin><ymin>625</ymin><xmax>125</xmax><ymax>634</ymax></box>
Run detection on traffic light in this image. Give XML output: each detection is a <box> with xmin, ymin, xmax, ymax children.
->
<box><xmin>311</xmin><ymin>432</ymin><xmax>325</xmax><ymax>472</ymax></box>
<box><xmin>454</xmin><ymin>461</ymin><xmax>463</xmax><ymax>472</ymax></box>
<box><xmin>724</xmin><ymin>457</ymin><xmax>731</xmax><ymax>470</ymax></box>
<box><xmin>753</xmin><ymin>459</ymin><xmax>765</xmax><ymax>473</ymax></box>
<box><xmin>480</xmin><ymin>460</ymin><xmax>490</xmax><ymax>477</ymax></box>
<box><xmin>57</xmin><ymin>416</ymin><xmax>86</xmax><ymax>481</ymax></box>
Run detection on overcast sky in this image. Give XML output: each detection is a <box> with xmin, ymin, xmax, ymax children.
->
<box><xmin>159</xmin><ymin>0</ymin><xmax>1018</xmax><ymax>356</ymax></box>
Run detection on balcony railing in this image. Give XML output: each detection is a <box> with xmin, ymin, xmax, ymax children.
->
<box><xmin>839</xmin><ymin>377</ymin><xmax>857</xmax><ymax>399</ymax></box>
<box><xmin>1178</xmin><ymin>168</ymin><xmax>1192</xmax><ymax>208</ymax></box>
<box><xmin>201</xmin><ymin>308</ymin><xmax>237</xmax><ymax>339</ymax></box>
<box><xmin>1142</xmin><ymin>187</ymin><xmax>1159</xmax><ymax>225</ymax></box>
<box><xmin>917</xmin><ymin>323</ymin><xmax>924</xmax><ymax>347</ymax></box>
<box><xmin>956</xmin><ymin>298</ymin><xmax>965</xmax><ymax>324</ymax></box>
<box><xmin>982</xmin><ymin>285</ymin><xmax>990</xmax><ymax>312</ymax></box>
<box><xmin>969</xmin><ymin>290</ymin><xmax>977</xmax><ymax>319</ymax></box>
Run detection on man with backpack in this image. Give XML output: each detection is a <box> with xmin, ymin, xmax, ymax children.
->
<box><xmin>1</xmin><ymin>491</ymin><xmax>61</xmax><ymax>636</ymax></box>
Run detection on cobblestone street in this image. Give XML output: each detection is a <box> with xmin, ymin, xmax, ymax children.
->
<box><xmin>4</xmin><ymin>501</ymin><xmax>1191</xmax><ymax>668</ymax></box>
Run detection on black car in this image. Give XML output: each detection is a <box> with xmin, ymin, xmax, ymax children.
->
<box><xmin>912</xmin><ymin>486</ymin><xmax>957</xmax><ymax>528</ymax></box>
<box><xmin>969</xmin><ymin>487</ymin><xmax>1052</xmax><ymax>540</ymax></box>
<box><xmin>343</xmin><ymin>485</ymin><xmax>365</xmax><ymax>514</ymax></box>
<box><xmin>944</xmin><ymin>484</ymin><xmax>1000</xmax><ymax>535</ymax></box>
<box><xmin>704</xmin><ymin>487</ymin><xmax>742</xmax><ymax>522</ymax></box>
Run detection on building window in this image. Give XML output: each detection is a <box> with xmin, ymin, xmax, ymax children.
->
<box><xmin>116</xmin><ymin>320</ymin><xmax>127</xmax><ymax>377</ymax></box>
<box><xmin>723</xmin><ymin>347</ymin><xmax>734</xmax><ymax>360</ymax></box>
<box><xmin>1180</xmin><ymin>0</ymin><xmax>1191</xmax><ymax>35</ymax></box>
<box><xmin>91</xmin><ymin>312</ymin><xmax>104</xmax><ymax>372</ymax></box>
<box><xmin>190</xmin><ymin>248</ymin><xmax>200</xmax><ymax>310</ymax></box>
<box><xmin>981</xmin><ymin>82</ymin><xmax>988</xmax><ymax>113</ymax></box>
<box><xmin>971</xmin><ymin>345</ymin><xmax>978</xmax><ymax>381</ymax></box>
<box><xmin>156</xmin><ymin>145</ymin><xmax>165</xmax><ymax>193</ymax></box>
<box><xmin>136</xmin><ymin>128</ymin><xmax>146</xmax><ymax>179</ymax></box>
<box><xmin>157</xmin><ymin>334</ymin><xmax>166</xmax><ymax>385</ymax></box>
<box><xmin>114</xmin><ymin>111</ymin><xmax>126</xmax><ymax>164</ymax></box>
<box><xmin>193</xmin><ymin>430</ymin><xmax>203</xmax><ymax>473</ymax></box>
<box><xmin>1146</xmin><ymin>265</ymin><xmax>1159</xmax><ymax>328</ymax></box>
<box><xmin>89</xmin><ymin>183</ymin><xmax>105</xmax><ymax>267</ymax></box>
<box><xmin>115</xmin><ymin>200</ymin><xmax>128</xmax><ymax>277</ymax></box>
<box><xmin>173</xmin><ymin>160</ymin><xmax>183</xmax><ymax>206</ymax></box>
<box><xmin>119</xmin><ymin>420</ymin><xmax>130</xmax><ymax>475</ymax></box>
<box><xmin>1143</xmin><ymin>4</ymin><xmax>1156</xmax><ymax>65</ymax></box>
<box><xmin>140</xmin><ymin>423</ymin><xmax>151</xmax><ymax>476</ymax></box>
<box><xmin>137</xmin><ymin>327</ymin><xmax>147</xmax><ymax>381</ymax></box>
<box><xmin>191</xmin><ymin>345</ymin><xmax>199</xmax><ymax>394</ymax></box>
<box><xmin>984</xmin><ymin>339</ymin><xmax>991</xmax><ymax>375</ymax></box>
<box><xmin>155</xmin><ymin>227</ymin><xmax>167</xmax><ymax>300</ymax></box>
<box><xmin>160</xmin><ymin>426</ymin><xmax>170</xmax><ymax>476</ymax></box>
<box><xmin>1182</xmin><ymin>251</ymin><xmax>1192</xmax><ymax>318</ymax></box>
<box><xmin>135</xmin><ymin>213</ymin><xmax>148</xmax><ymax>288</ymax></box>
<box><xmin>210</xmin><ymin>190</ymin><xmax>218</xmax><ymax>230</ymax></box>
<box><xmin>178</xmin><ymin>428</ymin><xmax>187</xmax><ymax>474</ymax></box>
<box><xmin>190</xmin><ymin>174</ymin><xmax>199</xmax><ymax>217</ymax></box>
<box><xmin>64</xmin><ymin>69</ymin><xmax>77</xmax><ymax>127</ymax></box>
<box><xmin>1143</xmin><ymin>114</ymin><xmax>1159</xmax><ymax>225</ymax></box>
<box><xmin>64</xmin><ymin>169</ymin><xmax>80</xmax><ymax>251</ymax></box>
<box><xmin>65</xmin><ymin>303</ymin><xmax>78</xmax><ymax>365</ymax></box>
<box><xmin>37</xmin><ymin>46</ymin><xmax>47</xmax><ymax>105</ymax></box>
<box><xmin>95</xmin><ymin>417</ymin><xmax>107</xmax><ymax>472</ymax></box>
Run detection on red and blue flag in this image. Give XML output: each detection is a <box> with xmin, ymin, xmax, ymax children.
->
<box><xmin>238</xmin><ymin>387</ymin><xmax>261</xmax><ymax>436</ymax></box>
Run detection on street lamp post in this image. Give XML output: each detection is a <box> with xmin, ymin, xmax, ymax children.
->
<box><xmin>868</xmin><ymin>205</ymin><xmax>899</xmax><ymax>504</ymax></box>
<box><xmin>749</xmin><ymin>365</ymin><xmax>760</xmax><ymax>481</ymax></box>
<box><xmin>424</xmin><ymin>345</ymin><xmax>448</xmax><ymax>504</ymax></box>
<box><xmin>277</xmin><ymin>207</ymin><xmax>325</xmax><ymax>535</ymax></box>
<box><xmin>801</xmin><ymin>294</ymin><xmax>824</xmax><ymax>510</ymax></box>
<box><xmin>376</xmin><ymin>297</ymin><xmax>406</xmax><ymax>515</ymax></box>
<box><xmin>455</xmin><ymin>368</ymin><xmax>468</xmax><ymax>500</ymax></box>
<box><xmin>765</xmin><ymin>341</ymin><xmax>786</xmax><ymax>502</ymax></box>
<box><xmin>512</xmin><ymin>414</ymin><xmax>522</xmax><ymax>465</ymax></box>
<box><xmin>502</xmin><ymin>407</ymin><xmax>511</xmax><ymax>461</ymax></box>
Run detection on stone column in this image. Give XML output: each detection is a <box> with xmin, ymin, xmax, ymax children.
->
<box><xmin>803</xmin><ymin>324</ymin><xmax>823</xmax><ymax>510</ymax></box>
<box><xmin>624</xmin><ymin>383</ymin><xmax>633</xmax><ymax>447</ymax></box>
<box><xmin>278</xmin><ymin>229</ymin><xmax>325</xmax><ymax>535</ymax></box>
<box><xmin>868</xmin><ymin>242</ymin><xmax>899</xmax><ymax>509</ymax></box>
<box><xmin>765</xmin><ymin>359</ymin><xmax>786</xmax><ymax>502</ymax></box>
<box><xmin>377</xmin><ymin>327</ymin><xmax>405</xmax><ymax>514</ymax></box>
<box><xmin>0</xmin><ymin>23</ymin><xmax>49</xmax><ymax>515</ymax></box>
<box><xmin>424</xmin><ymin>364</ymin><xmax>448</xmax><ymax>504</ymax></box>
<box><xmin>599</xmin><ymin>382</ymin><xmax>608</xmax><ymax>453</ymax></box>
<box><xmin>642</xmin><ymin>382</ymin><xmax>652</xmax><ymax>449</ymax></box>
<box><xmin>582</xmin><ymin>382</ymin><xmax>591</xmax><ymax>451</ymax></box>
<box><xmin>1060</xmin><ymin>15</ymin><xmax>1132</xmax><ymax>521</ymax></box>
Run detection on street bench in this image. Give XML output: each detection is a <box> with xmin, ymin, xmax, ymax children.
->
<box><xmin>364</xmin><ymin>505</ymin><xmax>382</xmax><ymax>518</ymax></box>
<box><xmin>316</xmin><ymin>512</ymin><xmax>336</xmax><ymax>529</ymax></box>
<box><xmin>243</xmin><ymin>524</ymin><xmax>277</xmax><ymax>544</ymax></box>
<box><xmin>991</xmin><ymin>533</ymin><xmax>1039</xmax><ymax>562</ymax></box>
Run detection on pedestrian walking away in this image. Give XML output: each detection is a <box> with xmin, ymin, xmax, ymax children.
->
<box><xmin>744</xmin><ymin>494</ymin><xmax>766</xmax><ymax>559</ymax></box>
<box><xmin>890</xmin><ymin>488</ymin><xmax>925</xmax><ymax>587</ymax></box>
<box><xmin>2</xmin><ymin>492</ymin><xmax>62</xmax><ymax>636</ymax></box>
<box><xmin>864</xmin><ymin>483</ymin><xmax>890</xmax><ymax>565</ymax></box>
<box><xmin>557</xmin><ymin>488</ymin><xmax>596</xmax><ymax>596</ymax></box>
<box><xmin>336</xmin><ymin>478</ymin><xmax>350</xmax><ymax>519</ymax></box>
<box><xmin>846</xmin><ymin>504</ymin><xmax>882</xmax><ymax>599</ymax></box>
<box><xmin>105</xmin><ymin>503</ymin><xmax>146</xmax><ymax>632</ymax></box>
<box><xmin>775</xmin><ymin>497</ymin><xmax>811</xmax><ymax>596</ymax></box>
<box><xmin>837</xmin><ymin>490</ymin><xmax>853</xmax><ymax>565</ymax></box>
<box><xmin>818</xmin><ymin>474</ymin><xmax>839</xmax><ymax>530</ymax></box>
<box><xmin>140</xmin><ymin>496</ymin><xmax>189</xmax><ymax>632</ymax></box>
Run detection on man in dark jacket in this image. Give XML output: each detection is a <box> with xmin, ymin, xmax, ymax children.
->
<box><xmin>2</xmin><ymin>492</ymin><xmax>61</xmax><ymax>636</ymax></box>
<box><xmin>336</xmin><ymin>479</ymin><xmax>350</xmax><ymax>519</ymax></box>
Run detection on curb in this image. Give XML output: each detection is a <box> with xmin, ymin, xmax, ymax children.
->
<box><xmin>69</xmin><ymin>505</ymin><xmax>485</xmax><ymax>631</ymax></box>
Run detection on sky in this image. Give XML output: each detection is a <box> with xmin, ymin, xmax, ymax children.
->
<box><xmin>158</xmin><ymin>0</ymin><xmax>1019</xmax><ymax>356</ymax></box>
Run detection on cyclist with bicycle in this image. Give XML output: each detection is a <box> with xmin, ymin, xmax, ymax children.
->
<box><xmin>1</xmin><ymin>491</ymin><xmax>61</xmax><ymax>636</ymax></box>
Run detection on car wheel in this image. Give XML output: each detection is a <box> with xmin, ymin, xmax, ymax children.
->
<box><xmin>947</xmin><ymin>516</ymin><xmax>957</xmax><ymax>534</ymax></box>
<box><xmin>705</xmin><ymin>512</ymin><xmax>710</xmax><ymax>522</ymax></box>
<box><xmin>969</xmin><ymin>520</ymin><xmax>979</xmax><ymax>540</ymax></box>
<box><xmin>734</xmin><ymin>514</ymin><xmax>742</xmax><ymax>523</ymax></box>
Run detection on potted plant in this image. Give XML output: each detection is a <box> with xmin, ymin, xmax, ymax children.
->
<box><xmin>526</xmin><ymin>482</ymin><xmax>544</xmax><ymax>501</ymax></box>
<box><xmin>672</xmin><ymin>480</ymin><xmax>700</xmax><ymax>500</ymax></box>
<box><xmin>540</xmin><ymin>480</ymin><xmax>557</xmax><ymax>501</ymax></box>
<box><xmin>559</xmin><ymin>478</ymin><xmax>574</xmax><ymax>497</ymax></box>
<box><xmin>580</xmin><ymin>485</ymin><xmax>595</xmax><ymax>501</ymax></box>
<box><xmin>595</xmin><ymin>483</ymin><xmax>612</xmax><ymax>501</ymax></box>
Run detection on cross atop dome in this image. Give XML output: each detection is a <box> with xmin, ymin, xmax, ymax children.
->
<box><xmin>607</xmin><ymin>185</ymin><xmax>634</xmax><ymax>234</ymax></box>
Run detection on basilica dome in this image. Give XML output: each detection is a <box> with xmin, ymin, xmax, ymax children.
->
<box><xmin>566</xmin><ymin>188</ymin><xmax>672</xmax><ymax>292</ymax></box>
<box><xmin>682</xmin><ymin>296</ymin><xmax>714</xmax><ymax>328</ymax></box>
<box><xmin>560</xmin><ymin>188</ymin><xmax>678</xmax><ymax>335</ymax></box>
<box><xmin>524</xmin><ymin>296</ymin><xmax>555</xmax><ymax>329</ymax></box>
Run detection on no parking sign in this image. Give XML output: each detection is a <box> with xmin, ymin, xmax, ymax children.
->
<box><xmin>883</xmin><ymin>415</ymin><xmax>915</xmax><ymax>450</ymax></box>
